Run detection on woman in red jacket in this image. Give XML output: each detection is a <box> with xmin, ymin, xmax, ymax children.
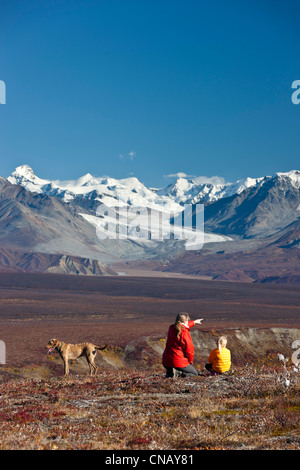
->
<box><xmin>162</xmin><ymin>312</ymin><xmax>203</xmax><ymax>378</ymax></box>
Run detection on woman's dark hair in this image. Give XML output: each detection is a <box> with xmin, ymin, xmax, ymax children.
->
<box><xmin>174</xmin><ymin>312</ymin><xmax>190</xmax><ymax>338</ymax></box>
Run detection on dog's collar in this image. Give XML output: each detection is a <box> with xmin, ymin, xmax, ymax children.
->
<box><xmin>56</xmin><ymin>342</ymin><xmax>62</xmax><ymax>351</ymax></box>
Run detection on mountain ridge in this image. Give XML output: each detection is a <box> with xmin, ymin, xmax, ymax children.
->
<box><xmin>1</xmin><ymin>165</ymin><xmax>300</xmax><ymax>282</ymax></box>
<box><xmin>8</xmin><ymin>165</ymin><xmax>300</xmax><ymax>207</ymax></box>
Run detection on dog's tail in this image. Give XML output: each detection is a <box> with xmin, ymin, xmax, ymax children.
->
<box><xmin>96</xmin><ymin>344</ymin><xmax>108</xmax><ymax>351</ymax></box>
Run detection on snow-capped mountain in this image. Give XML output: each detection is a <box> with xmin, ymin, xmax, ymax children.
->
<box><xmin>7</xmin><ymin>165</ymin><xmax>300</xmax><ymax>240</ymax></box>
<box><xmin>4</xmin><ymin>165</ymin><xmax>267</xmax><ymax>248</ymax></box>
<box><xmin>8</xmin><ymin>165</ymin><xmax>181</xmax><ymax>213</ymax></box>
<box><xmin>0</xmin><ymin>167</ymin><xmax>228</xmax><ymax>264</ymax></box>
<box><xmin>156</xmin><ymin>175</ymin><xmax>266</xmax><ymax>203</ymax></box>
<box><xmin>9</xmin><ymin>164</ymin><xmax>300</xmax><ymax>208</ymax></box>
<box><xmin>203</xmin><ymin>171</ymin><xmax>300</xmax><ymax>239</ymax></box>
<box><xmin>1</xmin><ymin>165</ymin><xmax>300</xmax><ymax>279</ymax></box>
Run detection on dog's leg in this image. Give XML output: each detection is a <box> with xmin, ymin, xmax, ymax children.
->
<box><xmin>91</xmin><ymin>362</ymin><xmax>98</xmax><ymax>376</ymax></box>
<box><xmin>86</xmin><ymin>351</ymin><xmax>98</xmax><ymax>376</ymax></box>
<box><xmin>86</xmin><ymin>357</ymin><xmax>93</xmax><ymax>376</ymax></box>
<box><xmin>64</xmin><ymin>358</ymin><xmax>69</xmax><ymax>376</ymax></box>
<box><xmin>91</xmin><ymin>362</ymin><xmax>98</xmax><ymax>375</ymax></box>
<box><xmin>89</xmin><ymin>361</ymin><xmax>97</xmax><ymax>376</ymax></box>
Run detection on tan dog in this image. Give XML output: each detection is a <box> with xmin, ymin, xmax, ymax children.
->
<box><xmin>46</xmin><ymin>339</ymin><xmax>108</xmax><ymax>376</ymax></box>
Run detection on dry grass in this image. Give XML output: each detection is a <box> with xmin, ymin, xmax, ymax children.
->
<box><xmin>0</xmin><ymin>360</ymin><xmax>299</xmax><ymax>450</ymax></box>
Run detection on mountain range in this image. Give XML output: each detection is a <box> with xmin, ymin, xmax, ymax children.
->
<box><xmin>0</xmin><ymin>165</ymin><xmax>299</xmax><ymax>283</ymax></box>
<box><xmin>7</xmin><ymin>164</ymin><xmax>271</xmax><ymax>206</ymax></box>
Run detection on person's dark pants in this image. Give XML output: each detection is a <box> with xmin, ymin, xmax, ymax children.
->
<box><xmin>164</xmin><ymin>364</ymin><xmax>198</xmax><ymax>378</ymax></box>
<box><xmin>205</xmin><ymin>363</ymin><xmax>217</xmax><ymax>375</ymax></box>
<box><xmin>205</xmin><ymin>363</ymin><xmax>230</xmax><ymax>376</ymax></box>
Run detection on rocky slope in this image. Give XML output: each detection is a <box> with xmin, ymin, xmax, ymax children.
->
<box><xmin>203</xmin><ymin>173</ymin><xmax>300</xmax><ymax>238</ymax></box>
<box><xmin>0</xmin><ymin>247</ymin><xmax>116</xmax><ymax>276</ymax></box>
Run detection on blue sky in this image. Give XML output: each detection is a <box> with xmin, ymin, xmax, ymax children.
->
<box><xmin>0</xmin><ymin>0</ymin><xmax>299</xmax><ymax>188</ymax></box>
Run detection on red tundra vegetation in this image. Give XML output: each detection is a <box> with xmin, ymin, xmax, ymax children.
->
<box><xmin>0</xmin><ymin>272</ymin><xmax>299</xmax><ymax>450</ymax></box>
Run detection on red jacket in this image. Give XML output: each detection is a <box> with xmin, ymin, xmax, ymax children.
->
<box><xmin>162</xmin><ymin>320</ymin><xmax>195</xmax><ymax>368</ymax></box>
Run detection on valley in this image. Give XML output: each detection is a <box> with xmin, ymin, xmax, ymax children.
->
<box><xmin>0</xmin><ymin>272</ymin><xmax>299</xmax><ymax>372</ymax></box>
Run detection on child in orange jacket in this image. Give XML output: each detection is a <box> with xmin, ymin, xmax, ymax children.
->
<box><xmin>205</xmin><ymin>336</ymin><xmax>231</xmax><ymax>376</ymax></box>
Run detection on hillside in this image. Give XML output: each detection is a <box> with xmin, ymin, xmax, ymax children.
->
<box><xmin>155</xmin><ymin>243</ymin><xmax>300</xmax><ymax>284</ymax></box>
